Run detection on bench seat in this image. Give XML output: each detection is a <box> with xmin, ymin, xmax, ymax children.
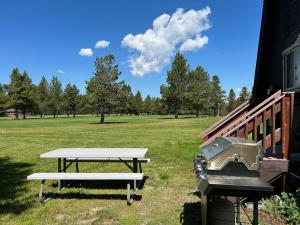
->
<box><xmin>27</xmin><ymin>172</ymin><xmax>144</xmax><ymax>180</ymax></box>
<box><xmin>27</xmin><ymin>172</ymin><xmax>143</xmax><ymax>204</ymax></box>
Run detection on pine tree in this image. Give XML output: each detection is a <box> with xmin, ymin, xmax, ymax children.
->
<box><xmin>6</xmin><ymin>68</ymin><xmax>35</xmax><ymax>119</ymax></box>
<box><xmin>144</xmin><ymin>95</ymin><xmax>154</xmax><ymax>115</ymax></box>
<box><xmin>86</xmin><ymin>54</ymin><xmax>120</xmax><ymax>123</ymax></box>
<box><xmin>237</xmin><ymin>86</ymin><xmax>250</xmax><ymax>105</ymax></box>
<box><xmin>0</xmin><ymin>83</ymin><xmax>7</xmax><ymax>113</ymax></box>
<box><xmin>210</xmin><ymin>75</ymin><xmax>226</xmax><ymax>117</ymax></box>
<box><xmin>160</xmin><ymin>52</ymin><xmax>189</xmax><ymax>119</ymax></box>
<box><xmin>131</xmin><ymin>91</ymin><xmax>143</xmax><ymax>115</ymax></box>
<box><xmin>186</xmin><ymin>66</ymin><xmax>211</xmax><ymax>117</ymax></box>
<box><xmin>64</xmin><ymin>84</ymin><xmax>79</xmax><ymax>117</ymax></box>
<box><xmin>117</xmin><ymin>81</ymin><xmax>132</xmax><ymax>115</ymax></box>
<box><xmin>227</xmin><ymin>89</ymin><xmax>237</xmax><ymax>113</ymax></box>
<box><xmin>36</xmin><ymin>76</ymin><xmax>49</xmax><ymax>118</ymax></box>
<box><xmin>77</xmin><ymin>94</ymin><xmax>93</xmax><ymax>115</ymax></box>
<box><xmin>48</xmin><ymin>76</ymin><xmax>63</xmax><ymax>118</ymax></box>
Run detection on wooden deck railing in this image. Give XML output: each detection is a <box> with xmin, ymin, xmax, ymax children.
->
<box><xmin>200</xmin><ymin>90</ymin><xmax>293</xmax><ymax>159</ymax></box>
<box><xmin>200</xmin><ymin>100</ymin><xmax>250</xmax><ymax>142</ymax></box>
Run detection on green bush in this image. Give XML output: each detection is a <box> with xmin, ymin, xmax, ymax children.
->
<box><xmin>261</xmin><ymin>192</ymin><xmax>300</xmax><ymax>224</ymax></box>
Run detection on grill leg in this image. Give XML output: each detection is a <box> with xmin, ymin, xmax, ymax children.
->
<box><xmin>201</xmin><ymin>194</ymin><xmax>207</xmax><ymax>225</ymax></box>
<box><xmin>253</xmin><ymin>198</ymin><xmax>258</xmax><ymax>225</ymax></box>
<box><xmin>236</xmin><ymin>197</ymin><xmax>241</xmax><ymax>224</ymax></box>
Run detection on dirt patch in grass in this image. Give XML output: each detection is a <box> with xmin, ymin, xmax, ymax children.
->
<box><xmin>259</xmin><ymin>210</ymin><xmax>287</xmax><ymax>225</ymax></box>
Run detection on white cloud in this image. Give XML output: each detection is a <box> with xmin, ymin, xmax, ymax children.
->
<box><xmin>79</xmin><ymin>48</ymin><xmax>93</xmax><ymax>57</ymax></box>
<box><xmin>95</xmin><ymin>40</ymin><xmax>110</xmax><ymax>48</ymax></box>
<box><xmin>122</xmin><ymin>7</ymin><xmax>211</xmax><ymax>77</ymax></box>
<box><xmin>180</xmin><ymin>35</ymin><xmax>208</xmax><ymax>52</ymax></box>
<box><xmin>57</xmin><ymin>69</ymin><xmax>65</xmax><ymax>74</ymax></box>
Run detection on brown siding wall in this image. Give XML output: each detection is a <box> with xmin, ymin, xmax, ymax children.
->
<box><xmin>253</xmin><ymin>0</ymin><xmax>300</xmax><ymax>99</ymax></box>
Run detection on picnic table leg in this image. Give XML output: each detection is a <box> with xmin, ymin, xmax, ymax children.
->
<box><xmin>132</xmin><ymin>158</ymin><xmax>138</xmax><ymax>189</ymax></box>
<box><xmin>39</xmin><ymin>180</ymin><xmax>45</xmax><ymax>202</ymax></box>
<box><xmin>133</xmin><ymin>158</ymin><xmax>138</xmax><ymax>173</ymax></box>
<box><xmin>58</xmin><ymin>158</ymin><xmax>61</xmax><ymax>191</ymax></box>
<box><xmin>63</xmin><ymin>158</ymin><xmax>66</xmax><ymax>172</ymax></box>
<box><xmin>127</xmin><ymin>181</ymin><xmax>134</xmax><ymax>205</ymax></box>
<box><xmin>133</xmin><ymin>180</ymin><xmax>137</xmax><ymax>193</ymax></box>
<box><xmin>75</xmin><ymin>159</ymin><xmax>79</xmax><ymax>173</ymax></box>
<box><xmin>62</xmin><ymin>158</ymin><xmax>67</xmax><ymax>187</ymax></box>
<box><xmin>138</xmin><ymin>162</ymin><xmax>142</xmax><ymax>173</ymax></box>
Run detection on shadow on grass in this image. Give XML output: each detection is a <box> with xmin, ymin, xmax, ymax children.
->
<box><xmin>56</xmin><ymin>176</ymin><xmax>148</xmax><ymax>190</ymax></box>
<box><xmin>0</xmin><ymin>157</ymin><xmax>34</xmax><ymax>215</ymax></box>
<box><xmin>49</xmin><ymin>192</ymin><xmax>142</xmax><ymax>201</ymax></box>
<box><xmin>6</xmin><ymin>116</ymin><xmax>78</xmax><ymax>120</ymax></box>
<box><xmin>180</xmin><ymin>191</ymin><xmax>202</xmax><ymax>225</ymax></box>
<box><xmin>88</xmin><ymin>121</ymin><xmax>128</xmax><ymax>125</ymax></box>
<box><xmin>158</xmin><ymin>116</ymin><xmax>199</xmax><ymax>120</ymax></box>
<box><xmin>47</xmin><ymin>177</ymin><xmax>148</xmax><ymax>202</ymax></box>
<box><xmin>180</xmin><ymin>201</ymin><xmax>202</xmax><ymax>225</ymax></box>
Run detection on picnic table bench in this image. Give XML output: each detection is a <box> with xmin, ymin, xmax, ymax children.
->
<box><xmin>27</xmin><ymin>172</ymin><xmax>144</xmax><ymax>204</ymax></box>
<box><xmin>27</xmin><ymin>148</ymin><xmax>149</xmax><ymax>204</ymax></box>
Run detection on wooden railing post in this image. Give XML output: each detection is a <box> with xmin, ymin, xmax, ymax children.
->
<box><xmin>281</xmin><ymin>94</ymin><xmax>292</xmax><ymax>159</ymax></box>
<box><xmin>253</xmin><ymin>118</ymin><xmax>258</xmax><ymax>142</ymax></box>
<box><xmin>244</xmin><ymin>122</ymin><xmax>248</xmax><ymax>139</ymax></box>
<box><xmin>263</xmin><ymin>110</ymin><xmax>267</xmax><ymax>153</ymax></box>
<box><xmin>272</xmin><ymin>104</ymin><xmax>276</xmax><ymax>155</ymax></box>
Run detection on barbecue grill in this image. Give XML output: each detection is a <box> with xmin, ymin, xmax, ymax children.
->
<box><xmin>194</xmin><ymin>137</ymin><xmax>273</xmax><ymax>225</ymax></box>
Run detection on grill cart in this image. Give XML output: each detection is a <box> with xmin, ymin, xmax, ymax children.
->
<box><xmin>194</xmin><ymin>137</ymin><xmax>273</xmax><ymax>225</ymax></box>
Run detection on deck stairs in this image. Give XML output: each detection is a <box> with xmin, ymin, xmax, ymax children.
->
<box><xmin>200</xmin><ymin>90</ymin><xmax>293</xmax><ymax>185</ymax></box>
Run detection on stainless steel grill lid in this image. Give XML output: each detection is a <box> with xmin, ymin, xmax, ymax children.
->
<box><xmin>201</xmin><ymin>136</ymin><xmax>262</xmax><ymax>171</ymax></box>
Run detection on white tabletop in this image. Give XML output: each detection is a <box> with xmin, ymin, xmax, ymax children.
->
<box><xmin>40</xmin><ymin>148</ymin><xmax>148</xmax><ymax>159</ymax></box>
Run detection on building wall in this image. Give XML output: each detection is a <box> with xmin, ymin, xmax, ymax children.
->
<box><xmin>252</xmin><ymin>0</ymin><xmax>300</xmax><ymax>99</ymax></box>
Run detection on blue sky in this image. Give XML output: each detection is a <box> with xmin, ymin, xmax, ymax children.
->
<box><xmin>0</xmin><ymin>0</ymin><xmax>263</xmax><ymax>98</ymax></box>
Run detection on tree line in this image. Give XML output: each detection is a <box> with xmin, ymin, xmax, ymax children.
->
<box><xmin>160</xmin><ymin>52</ymin><xmax>250</xmax><ymax>118</ymax></box>
<box><xmin>0</xmin><ymin>53</ymin><xmax>250</xmax><ymax>123</ymax></box>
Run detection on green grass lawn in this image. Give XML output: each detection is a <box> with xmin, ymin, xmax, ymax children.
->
<box><xmin>0</xmin><ymin>115</ymin><xmax>218</xmax><ymax>225</ymax></box>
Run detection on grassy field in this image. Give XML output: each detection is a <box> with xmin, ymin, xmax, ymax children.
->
<box><xmin>0</xmin><ymin>115</ymin><xmax>218</xmax><ymax>225</ymax></box>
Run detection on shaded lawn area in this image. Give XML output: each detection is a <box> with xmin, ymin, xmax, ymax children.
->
<box><xmin>0</xmin><ymin>115</ymin><xmax>218</xmax><ymax>225</ymax></box>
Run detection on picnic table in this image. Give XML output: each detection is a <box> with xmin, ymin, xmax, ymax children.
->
<box><xmin>40</xmin><ymin>147</ymin><xmax>149</xmax><ymax>173</ymax></box>
<box><xmin>28</xmin><ymin>148</ymin><xmax>149</xmax><ymax>204</ymax></box>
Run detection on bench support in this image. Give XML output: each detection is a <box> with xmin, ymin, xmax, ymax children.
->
<box><xmin>37</xmin><ymin>178</ymin><xmax>139</xmax><ymax>205</ymax></box>
<box><xmin>127</xmin><ymin>180</ymin><xmax>137</xmax><ymax>205</ymax></box>
<box><xmin>57</xmin><ymin>158</ymin><xmax>61</xmax><ymax>191</ymax></box>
